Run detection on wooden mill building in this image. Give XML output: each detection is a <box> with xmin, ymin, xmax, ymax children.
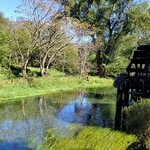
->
<box><xmin>114</xmin><ymin>45</ymin><xmax>150</xmax><ymax>129</ymax></box>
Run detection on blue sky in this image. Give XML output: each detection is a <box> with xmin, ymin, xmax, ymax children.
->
<box><xmin>0</xmin><ymin>0</ymin><xmax>150</xmax><ymax>20</ymax></box>
<box><xmin>0</xmin><ymin>0</ymin><xmax>22</xmax><ymax>19</ymax></box>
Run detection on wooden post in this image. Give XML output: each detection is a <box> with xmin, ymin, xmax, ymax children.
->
<box><xmin>115</xmin><ymin>85</ymin><xmax>124</xmax><ymax>130</ymax></box>
<box><xmin>124</xmin><ymin>80</ymin><xmax>129</xmax><ymax>106</ymax></box>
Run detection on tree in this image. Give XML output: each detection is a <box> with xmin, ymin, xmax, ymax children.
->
<box><xmin>59</xmin><ymin>0</ymin><xmax>150</xmax><ymax>76</ymax></box>
<box><xmin>10</xmin><ymin>20</ymin><xmax>34</xmax><ymax>77</ymax></box>
<box><xmin>128</xmin><ymin>2</ymin><xmax>150</xmax><ymax>45</ymax></box>
<box><xmin>38</xmin><ymin>18</ymin><xmax>73</xmax><ymax>77</ymax></box>
<box><xmin>107</xmin><ymin>2</ymin><xmax>150</xmax><ymax>76</ymax></box>
<box><xmin>14</xmin><ymin>0</ymin><xmax>72</xmax><ymax>77</ymax></box>
<box><xmin>47</xmin><ymin>44</ymin><xmax>79</xmax><ymax>74</ymax></box>
<box><xmin>0</xmin><ymin>12</ymin><xmax>11</xmax><ymax>71</ymax></box>
<box><xmin>70</xmin><ymin>20</ymin><xmax>99</xmax><ymax>78</ymax></box>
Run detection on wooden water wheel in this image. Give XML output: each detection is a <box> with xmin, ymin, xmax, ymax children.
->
<box><xmin>126</xmin><ymin>45</ymin><xmax>150</xmax><ymax>104</ymax></box>
<box><xmin>114</xmin><ymin>45</ymin><xmax>150</xmax><ymax>129</ymax></box>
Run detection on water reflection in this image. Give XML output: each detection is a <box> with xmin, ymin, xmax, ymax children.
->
<box><xmin>0</xmin><ymin>90</ymin><xmax>115</xmax><ymax>150</ymax></box>
<box><xmin>56</xmin><ymin>91</ymin><xmax>112</xmax><ymax>127</ymax></box>
<box><xmin>0</xmin><ymin>139</ymin><xmax>31</xmax><ymax>150</ymax></box>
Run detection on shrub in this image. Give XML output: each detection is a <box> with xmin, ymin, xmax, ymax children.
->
<box><xmin>107</xmin><ymin>56</ymin><xmax>129</xmax><ymax>76</ymax></box>
<box><xmin>127</xmin><ymin>100</ymin><xmax>150</xmax><ymax>149</ymax></box>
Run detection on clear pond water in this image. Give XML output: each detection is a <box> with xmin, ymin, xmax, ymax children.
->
<box><xmin>0</xmin><ymin>89</ymin><xmax>115</xmax><ymax>150</ymax></box>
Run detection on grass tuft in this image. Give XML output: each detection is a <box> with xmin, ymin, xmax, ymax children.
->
<box><xmin>43</xmin><ymin>126</ymin><xmax>137</xmax><ymax>150</ymax></box>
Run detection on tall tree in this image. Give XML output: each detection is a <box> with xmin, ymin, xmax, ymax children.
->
<box><xmin>13</xmin><ymin>0</ymin><xmax>72</xmax><ymax>77</ymax></box>
<box><xmin>73</xmin><ymin>22</ymin><xmax>96</xmax><ymax>79</ymax></box>
<box><xmin>128</xmin><ymin>2</ymin><xmax>150</xmax><ymax>45</ymax></box>
<box><xmin>38</xmin><ymin>18</ymin><xmax>73</xmax><ymax>77</ymax></box>
<box><xmin>59</xmin><ymin>0</ymin><xmax>150</xmax><ymax>75</ymax></box>
<box><xmin>10</xmin><ymin>20</ymin><xmax>34</xmax><ymax>77</ymax></box>
<box><xmin>106</xmin><ymin>2</ymin><xmax>150</xmax><ymax>76</ymax></box>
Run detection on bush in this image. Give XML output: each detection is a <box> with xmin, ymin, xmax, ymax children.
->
<box><xmin>127</xmin><ymin>100</ymin><xmax>150</xmax><ymax>149</ymax></box>
<box><xmin>107</xmin><ymin>56</ymin><xmax>129</xmax><ymax>76</ymax></box>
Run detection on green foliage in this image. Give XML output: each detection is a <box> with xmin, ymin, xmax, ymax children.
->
<box><xmin>116</xmin><ymin>34</ymin><xmax>137</xmax><ymax>58</ymax></box>
<box><xmin>127</xmin><ymin>100</ymin><xmax>150</xmax><ymax>149</ymax></box>
<box><xmin>1</xmin><ymin>0</ymin><xmax>150</xmax><ymax>77</ymax></box>
<box><xmin>50</xmin><ymin>46</ymin><xmax>79</xmax><ymax>74</ymax></box>
<box><xmin>47</xmin><ymin>69</ymin><xmax>66</xmax><ymax>77</ymax></box>
<box><xmin>12</xmin><ymin>26</ymin><xmax>32</xmax><ymax>54</ymax></box>
<box><xmin>0</xmin><ymin>13</ymin><xmax>11</xmax><ymax>70</ymax></box>
<box><xmin>60</xmin><ymin>0</ymin><xmax>150</xmax><ymax>76</ymax></box>
<box><xmin>43</xmin><ymin>127</ymin><xmax>137</xmax><ymax>150</ymax></box>
<box><xmin>0</xmin><ymin>67</ymin><xmax>7</xmax><ymax>80</ymax></box>
<box><xmin>128</xmin><ymin>2</ymin><xmax>150</xmax><ymax>45</ymax></box>
<box><xmin>107</xmin><ymin>56</ymin><xmax>129</xmax><ymax>76</ymax></box>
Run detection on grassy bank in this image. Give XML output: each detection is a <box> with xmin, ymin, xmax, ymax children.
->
<box><xmin>41</xmin><ymin>126</ymin><xmax>137</xmax><ymax>150</ymax></box>
<box><xmin>0</xmin><ymin>74</ymin><xmax>114</xmax><ymax>102</ymax></box>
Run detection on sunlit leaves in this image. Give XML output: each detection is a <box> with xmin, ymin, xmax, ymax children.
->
<box><xmin>0</xmin><ymin>13</ymin><xmax>11</xmax><ymax>69</ymax></box>
<box><xmin>128</xmin><ymin>2</ymin><xmax>150</xmax><ymax>44</ymax></box>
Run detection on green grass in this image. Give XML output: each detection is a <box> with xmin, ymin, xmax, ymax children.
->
<box><xmin>41</xmin><ymin>126</ymin><xmax>137</xmax><ymax>150</ymax></box>
<box><xmin>0</xmin><ymin>72</ymin><xmax>114</xmax><ymax>102</ymax></box>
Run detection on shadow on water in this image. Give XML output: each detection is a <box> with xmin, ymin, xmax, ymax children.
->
<box><xmin>0</xmin><ymin>88</ymin><xmax>115</xmax><ymax>150</ymax></box>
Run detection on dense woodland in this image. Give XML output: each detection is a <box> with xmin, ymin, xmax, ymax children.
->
<box><xmin>0</xmin><ymin>0</ymin><xmax>150</xmax><ymax>78</ymax></box>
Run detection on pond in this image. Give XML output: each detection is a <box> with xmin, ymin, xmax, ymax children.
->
<box><xmin>0</xmin><ymin>88</ymin><xmax>116</xmax><ymax>150</ymax></box>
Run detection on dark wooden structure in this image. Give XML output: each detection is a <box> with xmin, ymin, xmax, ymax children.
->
<box><xmin>114</xmin><ymin>45</ymin><xmax>150</xmax><ymax>130</ymax></box>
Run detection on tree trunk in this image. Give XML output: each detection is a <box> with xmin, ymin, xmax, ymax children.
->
<box><xmin>96</xmin><ymin>49</ymin><xmax>102</xmax><ymax>76</ymax></box>
<box><xmin>46</xmin><ymin>57</ymin><xmax>53</xmax><ymax>72</ymax></box>
<box><xmin>80</xmin><ymin>62</ymin><xmax>84</xmax><ymax>78</ymax></box>
<box><xmin>40</xmin><ymin>56</ymin><xmax>47</xmax><ymax>77</ymax></box>
<box><xmin>46</xmin><ymin>52</ymin><xmax>58</xmax><ymax>72</ymax></box>
<box><xmin>40</xmin><ymin>64</ymin><xmax>45</xmax><ymax>77</ymax></box>
<box><xmin>22</xmin><ymin>59</ymin><xmax>29</xmax><ymax>78</ymax></box>
<box><xmin>46</xmin><ymin>61</ymin><xmax>51</xmax><ymax>72</ymax></box>
<box><xmin>115</xmin><ymin>86</ymin><xmax>124</xmax><ymax>130</ymax></box>
<box><xmin>79</xmin><ymin>60</ymin><xmax>89</xmax><ymax>81</ymax></box>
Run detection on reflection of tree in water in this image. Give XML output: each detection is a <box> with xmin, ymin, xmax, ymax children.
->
<box><xmin>0</xmin><ymin>89</ymin><xmax>115</xmax><ymax>149</ymax></box>
<box><xmin>74</xmin><ymin>90</ymin><xmax>85</xmax><ymax>117</ymax></box>
<box><xmin>0</xmin><ymin>97</ymin><xmax>58</xmax><ymax>150</ymax></box>
<box><xmin>57</xmin><ymin>90</ymin><xmax>113</xmax><ymax>128</ymax></box>
<box><xmin>85</xmin><ymin>103</ymin><xmax>113</xmax><ymax>127</ymax></box>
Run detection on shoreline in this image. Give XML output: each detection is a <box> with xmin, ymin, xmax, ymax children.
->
<box><xmin>0</xmin><ymin>76</ymin><xmax>114</xmax><ymax>103</ymax></box>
